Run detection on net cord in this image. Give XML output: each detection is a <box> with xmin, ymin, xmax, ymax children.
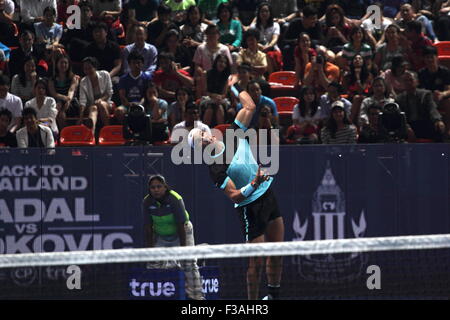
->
<box><xmin>1</xmin><ymin>234</ymin><xmax>450</xmax><ymax>268</ymax></box>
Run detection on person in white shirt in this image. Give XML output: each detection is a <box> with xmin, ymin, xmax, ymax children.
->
<box><xmin>170</xmin><ymin>103</ymin><xmax>211</xmax><ymax>144</ymax></box>
<box><xmin>16</xmin><ymin>107</ymin><xmax>55</xmax><ymax>148</ymax></box>
<box><xmin>79</xmin><ymin>56</ymin><xmax>113</xmax><ymax>133</ymax></box>
<box><xmin>24</xmin><ymin>78</ymin><xmax>58</xmax><ymax>136</ymax></box>
<box><xmin>19</xmin><ymin>0</ymin><xmax>57</xmax><ymax>24</ymax></box>
<box><xmin>0</xmin><ymin>74</ymin><xmax>23</xmax><ymax>133</ymax></box>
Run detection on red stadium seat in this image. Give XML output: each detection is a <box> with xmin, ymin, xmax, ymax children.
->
<box><xmin>268</xmin><ymin>71</ymin><xmax>298</xmax><ymax>98</ymax></box>
<box><xmin>273</xmin><ymin>97</ymin><xmax>299</xmax><ymax>114</ymax></box>
<box><xmin>268</xmin><ymin>71</ymin><xmax>297</xmax><ymax>86</ymax></box>
<box><xmin>274</xmin><ymin>97</ymin><xmax>299</xmax><ymax>128</ymax></box>
<box><xmin>213</xmin><ymin>123</ymin><xmax>231</xmax><ymax>136</ymax></box>
<box><xmin>59</xmin><ymin>125</ymin><xmax>96</xmax><ymax>146</ymax></box>
<box><xmin>98</xmin><ymin>125</ymin><xmax>126</xmax><ymax>146</ymax></box>
<box><xmin>433</xmin><ymin>41</ymin><xmax>450</xmax><ymax>57</ymax></box>
<box><xmin>438</xmin><ymin>56</ymin><xmax>450</xmax><ymax>69</ymax></box>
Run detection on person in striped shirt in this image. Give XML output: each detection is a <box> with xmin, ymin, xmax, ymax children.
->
<box><xmin>320</xmin><ymin>100</ymin><xmax>357</xmax><ymax>144</ymax></box>
<box><xmin>337</xmin><ymin>26</ymin><xmax>374</xmax><ymax>70</ymax></box>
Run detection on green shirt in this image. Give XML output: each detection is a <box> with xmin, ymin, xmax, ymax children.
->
<box><xmin>143</xmin><ymin>190</ymin><xmax>190</xmax><ymax>236</ymax></box>
<box><xmin>165</xmin><ymin>0</ymin><xmax>196</xmax><ymax>11</ymax></box>
<box><xmin>218</xmin><ymin>19</ymin><xmax>242</xmax><ymax>47</ymax></box>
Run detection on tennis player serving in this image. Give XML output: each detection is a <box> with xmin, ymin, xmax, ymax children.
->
<box><xmin>188</xmin><ymin>85</ymin><xmax>284</xmax><ymax>300</ymax></box>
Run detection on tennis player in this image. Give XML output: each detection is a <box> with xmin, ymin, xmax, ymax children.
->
<box><xmin>188</xmin><ymin>85</ymin><xmax>284</xmax><ymax>300</ymax></box>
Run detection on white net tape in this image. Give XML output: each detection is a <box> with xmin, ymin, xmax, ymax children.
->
<box><xmin>1</xmin><ymin>234</ymin><xmax>450</xmax><ymax>268</ymax></box>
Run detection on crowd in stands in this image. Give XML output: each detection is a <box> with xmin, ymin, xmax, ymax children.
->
<box><xmin>1</xmin><ymin>0</ymin><xmax>450</xmax><ymax>148</ymax></box>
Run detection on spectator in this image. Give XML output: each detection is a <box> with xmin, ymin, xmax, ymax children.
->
<box><xmin>9</xmin><ymin>30</ymin><xmax>44</xmax><ymax>77</ymax></box>
<box><xmin>321</xmin><ymin>4</ymin><xmax>350</xmax><ymax>54</ymax></box>
<box><xmin>288</xmin><ymin>85</ymin><xmax>321</xmax><ymax>144</ymax></box>
<box><xmin>170</xmin><ymin>102</ymin><xmax>210</xmax><ymax>144</ymax></box>
<box><xmin>236</xmin><ymin>28</ymin><xmax>267</xmax><ymax>80</ymax></box>
<box><xmin>395</xmin><ymin>70</ymin><xmax>445</xmax><ymax>142</ymax></box>
<box><xmin>127</xmin><ymin>0</ymin><xmax>159</xmax><ymax>28</ymax></box>
<box><xmin>85</xmin><ymin>22</ymin><xmax>122</xmax><ymax>79</ymax></box>
<box><xmin>193</xmin><ymin>24</ymin><xmax>232</xmax><ymax>73</ymax></box>
<box><xmin>358</xmin><ymin>104</ymin><xmax>387</xmax><ymax>143</ymax></box>
<box><xmin>165</xmin><ymin>0</ymin><xmax>196</xmax><ymax>25</ymax></box>
<box><xmin>334</xmin><ymin>0</ymin><xmax>371</xmax><ymax>20</ymax></box>
<box><xmin>395</xmin><ymin>3</ymin><xmax>437</xmax><ymax>41</ymax></box>
<box><xmin>295</xmin><ymin>33</ymin><xmax>317</xmax><ymax>85</ymax></box>
<box><xmin>168</xmin><ymin>87</ymin><xmax>193</xmax><ymax>130</ymax></box>
<box><xmin>250</xmin><ymin>2</ymin><xmax>283</xmax><ymax>73</ymax></box>
<box><xmin>146</xmin><ymin>4</ymin><xmax>179</xmax><ymax>48</ymax></box>
<box><xmin>0</xmin><ymin>74</ymin><xmax>23</xmax><ymax>133</ymax></box>
<box><xmin>19</xmin><ymin>0</ymin><xmax>58</xmax><ymax>27</ymax></box>
<box><xmin>419</xmin><ymin>46</ymin><xmax>450</xmax><ymax>136</ymax></box>
<box><xmin>283</xmin><ymin>5</ymin><xmax>324</xmax><ymax>70</ymax></box>
<box><xmin>342</xmin><ymin>54</ymin><xmax>373</xmax><ymax>100</ymax></box>
<box><xmin>143</xmin><ymin>82</ymin><xmax>169</xmax><ymax>141</ymax></box>
<box><xmin>200</xmin><ymin>54</ymin><xmax>231</xmax><ymax>127</ymax></box>
<box><xmin>374</xmin><ymin>0</ymin><xmax>408</xmax><ymax>19</ymax></box>
<box><xmin>11</xmin><ymin>55</ymin><xmax>38</xmax><ymax>104</ymax></box>
<box><xmin>87</xmin><ymin>0</ymin><xmax>122</xmax><ymax>21</ymax></box>
<box><xmin>360</xmin><ymin>1</ymin><xmax>393</xmax><ymax>40</ymax></box>
<box><xmin>384</xmin><ymin>55</ymin><xmax>409</xmax><ymax>96</ymax></box>
<box><xmin>233</xmin><ymin>0</ymin><xmax>262</xmax><ymax>26</ymax></box>
<box><xmin>193</xmin><ymin>24</ymin><xmax>232</xmax><ymax>98</ymax></box>
<box><xmin>16</xmin><ymin>107</ymin><xmax>55</xmax><ymax>148</ymax></box>
<box><xmin>403</xmin><ymin>20</ymin><xmax>433</xmax><ymax>71</ymax></box>
<box><xmin>57</xmin><ymin>0</ymin><xmax>79</xmax><ymax>24</ymax></box>
<box><xmin>318</xmin><ymin>81</ymin><xmax>352</xmax><ymax>120</ymax></box>
<box><xmin>79</xmin><ymin>57</ymin><xmax>113</xmax><ymax>133</ymax></box>
<box><xmin>320</xmin><ymin>100</ymin><xmax>357</xmax><ymax>144</ymax></box>
<box><xmin>0</xmin><ymin>108</ymin><xmax>17</xmax><ymax>147</ymax></box>
<box><xmin>216</xmin><ymin>2</ymin><xmax>242</xmax><ymax>53</ymax></box>
<box><xmin>255</xmin><ymin>104</ymin><xmax>279</xmax><ymax>145</ymax></box>
<box><xmin>0</xmin><ymin>0</ymin><xmax>17</xmax><ymax>47</ymax></box>
<box><xmin>122</xmin><ymin>25</ymin><xmax>158</xmax><ymax>77</ymax></box>
<box><xmin>34</xmin><ymin>6</ymin><xmax>63</xmax><ymax>45</ymax></box>
<box><xmin>24</xmin><ymin>78</ymin><xmax>59</xmax><ymax>137</ymax></box>
<box><xmin>435</xmin><ymin>0</ymin><xmax>450</xmax><ymax>41</ymax></box>
<box><xmin>359</xmin><ymin>77</ymin><xmax>395</xmax><ymax>126</ymax></box>
<box><xmin>153</xmin><ymin>52</ymin><xmax>194</xmax><ymax>102</ymax></box>
<box><xmin>374</xmin><ymin>24</ymin><xmax>406</xmax><ymax>71</ymax></box>
<box><xmin>61</xmin><ymin>2</ymin><xmax>105</xmax><ymax>63</ymax></box>
<box><xmin>338</xmin><ymin>26</ymin><xmax>374</xmax><ymax>69</ymax></box>
<box><xmin>48</xmin><ymin>55</ymin><xmax>81</xmax><ymax>130</ymax></box>
<box><xmin>116</xmin><ymin>51</ymin><xmax>152</xmax><ymax>123</ymax></box>
<box><xmin>161</xmin><ymin>29</ymin><xmax>192</xmax><ymax>70</ymax></box>
<box><xmin>303</xmin><ymin>53</ymin><xmax>340</xmax><ymax>96</ymax></box>
<box><xmin>236</xmin><ymin>80</ymin><xmax>278</xmax><ymax>129</ymax></box>
<box><xmin>180</xmin><ymin>5</ymin><xmax>209</xmax><ymax>57</ymax></box>
<box><xmin>197</xmin><ymin>0</ymin><xmax>227</xmax><ymax>21</ymax></box>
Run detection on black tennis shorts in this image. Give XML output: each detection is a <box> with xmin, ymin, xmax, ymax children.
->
<box><xmin>236</xmin><ymin>187</ymin><xmax>281</xmax><ymax>242</ymax></box>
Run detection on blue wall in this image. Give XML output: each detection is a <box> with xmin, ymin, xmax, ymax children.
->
<box><xmin>1</xmin><ymin>145</ymin><xmax>449</xmax><ymax>299</ymax></box>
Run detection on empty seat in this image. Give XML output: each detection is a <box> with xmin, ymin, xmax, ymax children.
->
<box><xmin>98</xmin><ymin>125</ymin><xmax>126</xmax><ymax>146</ymax></box>
<box><xmin>59</xmin><ymin>125</ymin><xmax>95</xmax><ymax>146</ymax></box>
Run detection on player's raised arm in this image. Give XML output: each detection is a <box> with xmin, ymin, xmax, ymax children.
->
<box><xmin>234</xmin><ymin>85</ymin><xmax>256</xmax><ymax>130</ymax></box>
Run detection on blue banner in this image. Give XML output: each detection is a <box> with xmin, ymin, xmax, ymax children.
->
<box><xmin>1</xmin><ymin>144</ymin><xmax>450</xmax><ymax>299</ymax></box>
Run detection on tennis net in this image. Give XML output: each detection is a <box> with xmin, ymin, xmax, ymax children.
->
<box><xmin>0</xmin><ymin>234</ymin><xmax>449</xmax><ymax>300</ymax></box>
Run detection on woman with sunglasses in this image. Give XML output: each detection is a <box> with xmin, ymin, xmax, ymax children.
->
<box><xmin>143</xmin><ymin>174</ymin><xmax>204</xmax><ymax>300</ymax></box>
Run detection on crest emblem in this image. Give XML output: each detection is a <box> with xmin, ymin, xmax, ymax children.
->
<box><xmin>292</xmin><ymin>162</ymin><xmax>368</xmax><ymax>283</ymax></box>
